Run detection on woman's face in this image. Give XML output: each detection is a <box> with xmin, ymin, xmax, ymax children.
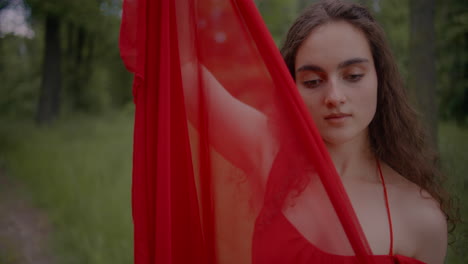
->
<box><xmin>295</xmin><ymin>21</ymin><xmax>378</xmax><ymax>146</ymax></box>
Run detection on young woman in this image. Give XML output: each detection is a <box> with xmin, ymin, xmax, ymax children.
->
<box><xmin>251</xmin><ymin>1</ymin><xmax>453</xmax><ymax>264</ymax></box>
<box><xmin>177</xmin><ymin>0</ymin><xmax>454</xmax><ymax>263</ymax></box>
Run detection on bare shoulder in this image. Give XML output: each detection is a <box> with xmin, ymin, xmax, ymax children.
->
<box><xmin>381</xmin><ymin>163</ymin><xmax>447</xmax><ymax>264</ymax></box>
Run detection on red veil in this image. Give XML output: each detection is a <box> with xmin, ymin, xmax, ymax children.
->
<box><xmin>119</xmin><ymin>0</ymin><xmax>375</xmax><ymax>263</ymax></box>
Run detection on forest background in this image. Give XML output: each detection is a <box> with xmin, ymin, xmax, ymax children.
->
<box><xmin>0</xmin><ymin>0</ymin><xmax>466</xmax><ymax>263</ymax></box>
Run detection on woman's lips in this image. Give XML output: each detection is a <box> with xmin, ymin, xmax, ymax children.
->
<box><xmin>324</xmin><ymin>113</ymin><xmax>352</xmax><ymax>123</ymax></box>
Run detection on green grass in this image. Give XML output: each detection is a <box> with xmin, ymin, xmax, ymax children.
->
<box><xmin>0</xmin><ymin>114</ymin><xmax>466</xmax><ymax>263</ymax></box>
<box><xmin>439</xmin><ymin>123</ymin><xmax>468</xmax><ymax>264</ymax></box>
<box><xmin>0</xmin><ymin>112</ymin><xmax>134</xmax><ymax>264</ymax></box>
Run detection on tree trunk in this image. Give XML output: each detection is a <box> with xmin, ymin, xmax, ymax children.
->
<box><xmin>0</xmin><ymin>37</ymin><xmax>3</xmax><ymax>76</ymax></box>
<box><xmin>36</xmin><ymin>14</ymin><xmax>62</xmax><ymax>125</ymax></box>
<box><xmin>408</xmin><ymin>0</ymin><xmax>438</xmax><ymax>147</ymax></box>
<box><xmin>70</xmin><ymin>26</ymin><xmax>86</xmax><ymax>109</ymax></box>
<box><xmin>67</xmin><ymin>26</ymin><xmax>94</xmax><ymax>111</ymax></box>
<box><xmin>0</xmin><ymin>1</ymin><xmax>10</xmax><ymax>74</ymax></box>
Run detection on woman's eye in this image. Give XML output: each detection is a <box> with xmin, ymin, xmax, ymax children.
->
<box><xmin>345</xmin><ymin>74</ymin><xmax>364</xmax><ymax>82</ymax></box>
<box><xmin>303</xmin><ymin>79</ymin><xmax>323</xmax><ymax>88</ymax></box>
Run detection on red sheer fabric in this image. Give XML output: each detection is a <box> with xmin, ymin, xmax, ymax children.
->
<box><xmin>119</xmin><ymin>0</ymin><xmax>386</xmax><ymax>263</ymax></box>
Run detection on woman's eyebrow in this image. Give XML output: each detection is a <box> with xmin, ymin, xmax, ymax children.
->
<box><xmin>296</xmin><ymin>58</ymin><xmax>369</xmax><ymax>74</ymax></box>
<box><xmin>296</xmin><ymin>64</ymin><xmax>324</xmax><ymax>73</ymax></box>
<box><xmin>338</xmin><ymin>58</ymin><xmax>369</xmax><ymax>69</ymax></box>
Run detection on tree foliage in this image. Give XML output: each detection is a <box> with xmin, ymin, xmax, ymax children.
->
<box><xmin>0</xmin><ymin>0</ymin><xmax>132</xmax><ymax>122</ymax></box>
<box><xmin>0</xmin><ymin>0</ymin><xmax>466</xmax><ymax>125</ymax></box>
<box><xmin>436</xmin><ymin>0</ymin><xmax>468</xmax><ymax>124</ymax></box>
<box><xmin>256</xmin><ymin>0</ymin><xmax>298</xmax><ymax>43</ymax></box>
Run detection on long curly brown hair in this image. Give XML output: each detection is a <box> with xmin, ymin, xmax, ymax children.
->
<box><xmin>280</xmin><ymin>0</ymin><xmax>457</xmax><ymax>233</ymax></box>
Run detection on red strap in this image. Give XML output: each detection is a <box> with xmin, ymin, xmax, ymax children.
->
<box><xmin>377</xmin><ymin>160</ymin><xmax>394</xmax><ymax>256</ymax></box>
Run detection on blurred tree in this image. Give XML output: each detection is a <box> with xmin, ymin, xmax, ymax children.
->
<box><xmin>0</xmin><ymin>0</ymin><xmax>10</xmax><ymax>10</ymax></box>
<box><xmin>0</xmin><ymin>2</ymin><xmax>4</xmax><ymax>76</ymax></box>
<box><xmin>36</xmin><ymin>13</ymin><xmax>61</xmax><ymax>124</ymax></box>
<box><xmin>436</xmin><ymin>0</ymin><xmax>468</xmax><ymax>125</ymax></box>
<box><xmin>24</xmin><ymin>0</ymin><xmax>129</xmax><ymax>123</ymax></box>
<box><xmin>408</xmin><ymin>0</ymin><xmax>438</xmax><ymax>146</ymax></box>
<box><xmin>0</xmin><ymin>0</ymin><xmax>15</xmax><ymax>95</ymax></box>
<box><xmin>0</xmin><ymin>0</ymin><xmax>42</xmax><ymax>118</ymax></box>
<box><xmin>374</xmin><ymin>0</ymin><xmax>409</xmax><ymax>78</ymax></box>
<box><xmin>0</xmin><ymin>38</ymin><xmax>2</xmax><ymax>77</ymax></box>
<box><xmin>27</xmin><ymin>0</ymin><xmax>102</xmax><ymax>123</ymax></box>
<box><xmin>256</xmin><ymin>0</ymin><xmax>298</xmax><ymax>43</ymax></box>
<box><xmin>357</xmin><ymin>0</ymin><xmax>372</xmax><ymax>8</ymax></box>
<box><xmin>297</xmin><ymin>0</ymin><xmax>310</xmax><ymax>10</ymax></box>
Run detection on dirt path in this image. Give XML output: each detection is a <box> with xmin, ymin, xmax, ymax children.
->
<box><xmin>0</xmin><ymin>169</ymin><xmax>56</xmax><ymax>264</ymax></box>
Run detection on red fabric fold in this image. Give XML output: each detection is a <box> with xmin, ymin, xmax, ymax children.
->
<box><xmin>120</xmin><ymin>0</ymin><xmax>376</xmax><ymax>263</ymax></box>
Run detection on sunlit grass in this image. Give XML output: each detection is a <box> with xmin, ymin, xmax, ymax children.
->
<box><xmin>0</xmin><ymin>112</ymin><xmax>134</xmax><ymax>264</ymax></box>
<box><xmin>439</xmin><ymin>123</ymin><xmax>468</xmax><ymax>264</ymax></box>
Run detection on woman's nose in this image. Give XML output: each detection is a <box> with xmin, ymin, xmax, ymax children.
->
<box><xmin>324</xmin><ymin>81</ymin><xmax>346</xmax><ymax>107</ymax></box>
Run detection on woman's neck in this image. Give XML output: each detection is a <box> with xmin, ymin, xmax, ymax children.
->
<box><xmin>325</xmin><ymin>133</ymin><xmax>375</xmax><ymax>181</ymax></box>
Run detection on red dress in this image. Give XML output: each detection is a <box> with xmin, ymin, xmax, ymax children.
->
<box><xmin>252</xmin><ymin>212</ymin><xmax>426</xmax><ymax>264</ymax></box>
<box><xmin>252</xmin><ymin>155</ymin><xmax>427</xmax><ymax>264</ymax></box>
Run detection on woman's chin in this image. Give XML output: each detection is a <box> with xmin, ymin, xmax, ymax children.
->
<box><xmin>322</xmin><ymin>136</ymin><xmax>352</xmax><ymax>147</ymax></box>
<box><xmin>321</xmin><ymin>131</ymin><xmax>368</xmax><ymax>148</ymax></box>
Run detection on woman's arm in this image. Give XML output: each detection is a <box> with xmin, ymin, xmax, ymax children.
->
<box><xmin>401</xmin><ymin>188</ymin><xmax>448</xmax><ymax>264</ymax></box>
<box><xmin>414</xmin><ymin>198</ymin><xmax>447</xmax><ymax>264</ymax></box>
<box><xmin>181</xmin><ymin>63</ymin><xmax>277</xmax><ymax>186</ymax></box>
